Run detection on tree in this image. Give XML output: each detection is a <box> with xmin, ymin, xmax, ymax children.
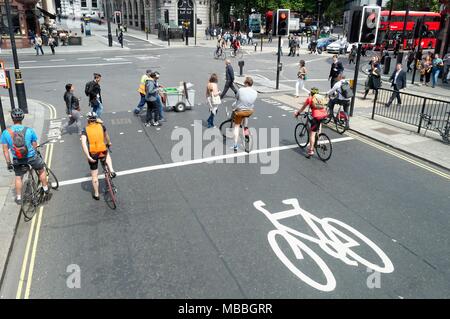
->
<box><xmin>384</xmin><ymin>0</ymin><xmax>440</xmax><ymax>11</ymax></box>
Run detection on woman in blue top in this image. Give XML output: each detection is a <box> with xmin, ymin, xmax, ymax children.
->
<box><xmin>432</xmin><ymin>53</ymin><xmax>444</xmax><ymax>88</ymax></box>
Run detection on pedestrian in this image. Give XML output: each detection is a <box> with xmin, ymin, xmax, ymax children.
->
<box><xmin>48</xmin><ymin>36</ymin><xmax>56</xmax><ymax>55</ymax></box>
<box><xmin>431</xmin><ymin>53</ymin><xmax>444</xmax><ymax>88</ymax></box>
<box><xmin>34</xmin><ymin>35</ymin><xmax>44</xmax><ymax>55</ymax></box>
<box><xmin>419</xmin><ymin>56</ymin><xmax>432</xmax><ymax>86</ymax></box>
<box><xmin>295</xmin><ymin>60</ymin><xmax>309</xmax><ymax>97</ymax></box>
<box><xmin>268</xmin><ymin>33</ymin><xmax>272</xmax><ymax>43</ymax></box>
<box><xmin>86</xmin><ymin>73</ymin><xmax>103</xmax><ymax>118</ymax></box>
<box><xmin>220</xmin><ymin>59</ymin><xmax>238</xmax><ymax>99</ymax></box>
<box><xmin>1</xmin><ymin>109</ymin><xmax>49</xmax><ymax>205</ymax></box>
<box><xmin>326</xmin><ymin>73</ymin><xmax>353</xmax><ymax>115</ymax></box>
<box><xmin>118</xmin><ymin>30</ymin><xmax>124</xmax><ymax>48</ymax></box>
<box><xmin>329</xmin><ymin>55</ymin><xmax>344</xmax><ymax>88</ymax></box>
<box><xmin>363</xmin><ymin>61</ymin><xmax>381</xmax><ymax>99</ymax></box>
<box><xmin>393</xmin><ymin>40</ymin><xmax>400</xmax><ymax>58</ymax></box>
<box><xmin>144</xmin><ymin>72</ymin><xmax>160</xmax><ymax>127</ymax></box>
<box><xmin>361</xmin><ymin>44</ymin><xmax>367</xmax><ymax>57</ymax></box>
<box><xmin>348</xmin><ymin>45</ymin><xmax>357</xmax><ymax>64</ymax></box>
<box><xmin>280</xmin><ymin>37</ymin><xmax>284</xmax><ymax>56</ymax></box>
<box><xmin>133</xmin><ymin>69</ymin><xmax>152</xmax><ymax>115</ymax></box>
<box><xmin>62</xmin><ymin>83</ymin><xmax>82</xmax><ymax>135</ymax></box>
<box><xmin>81</xmin><ymin>22</ymin><xmax>84</xmax><ymax>35</ymax></box>
<box><xmin>206</xmin><ymin>73</ymin><xmax>221</xmax><ymax>128</ymax></box>
<box><xmin>385</xmin><ymin>63</ymin><xmax>407</xmax><ymax>107</ymax></box>
<box><xmin>295</xmin><ymin>35</ymin><xmax>300</xmax><ymax>56</ymax></box>
<box><xmin>443</xmin><ymin>53</ymin><xmax>450</xmax><ymax>84</ymax></box>
<box><xmin>154</xmin><ymin>71</ymin><xmax>166</xmax><ymax>122</ymax></box>
<box><xmin>406</xmin><ymin>50</ymin><xmax>415</xmax><ymax>72</ymax></box>
<box><xmin>248</xmin><ymin>30</ymin><xmax>253</xmax><ymax>45</ymax></box>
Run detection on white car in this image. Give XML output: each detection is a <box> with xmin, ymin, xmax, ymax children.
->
<box><xmin>326</xmin><ymin>38</ymin><xmax>348</xmax><ymax>54</ymax></box>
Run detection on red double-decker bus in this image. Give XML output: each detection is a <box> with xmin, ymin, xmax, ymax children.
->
<box><xmin>376</xmin><ymin>11</ymin><xmax>441</xmax><ymax>50</ymax></box>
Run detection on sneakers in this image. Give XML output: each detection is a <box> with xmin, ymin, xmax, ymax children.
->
<box><xmin>92</xmin><ymin>193</ymin><xmax>100</xmax><ymax>200</ymax></box>
<box><xmin>15</xmin><ymin>197</ymin><xmax>22</xmax><ymax>205</ymax></box>
<box><xmin>153</xmin><ymin>121</ymin><xmax>161</xmax><ymax>127</ymax></box>
<box><xmin>144</xmin><ymin>121</ymin><xmax>154</xmax><ymax>127</ymax></box>
<box><xmin>231</xmin><ymin>144</ymin><xmax>239</xmax><ymax>152</ymax></box>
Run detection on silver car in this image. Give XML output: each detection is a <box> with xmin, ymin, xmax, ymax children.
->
<box><xmin>326</xmin><ymin>38</ymin><xmax>348</xmax><ymax>54</ymax></box>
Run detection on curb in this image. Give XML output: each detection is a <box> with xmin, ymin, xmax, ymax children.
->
<box><xmin>0</xmin><ymin>99</ymin><xmax>52</xmax><ymax>291</ymax></box>
<box><xmin>348</xmin><ymin>125</ymin><xmax>450</xmax><ymax>173</ymax></box>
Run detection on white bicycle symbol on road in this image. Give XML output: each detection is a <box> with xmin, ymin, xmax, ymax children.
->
<box><xmin>254</xmin><ymin>199</ymin><xmax>394</xmax><ymax>292</ymax></box>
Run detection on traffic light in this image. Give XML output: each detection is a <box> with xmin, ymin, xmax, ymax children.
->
<box><xmin>276</xmin><ymin>9</ymin><xmax>290</xmax><ymax>36</ymax></box>
<box><xmin>347</xmin><ymin>8</ymin><xmax>362</xmax><ymax>43</ymax></box>
<box><xmin>359</xmin><ymin>6</ymin><xmax>381</xmax><ymax>44</ymax></box>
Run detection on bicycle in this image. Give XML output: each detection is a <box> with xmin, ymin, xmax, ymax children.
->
<box><xmin>294</xmin><ymin>112</ymin><xmax>332</xmax><ymax>161</ymax></box>
<box><xmin>19</xmin><ymin>141</ymin><xmax>58</xmax><ymax>221</ymax></box>
<box><xmin>101</xmin><ymin>146</ymin><xmax>118</xmax><ymax>209</ymax></box>
<box><xmin>219</xmin><ymin>105</ymin><xmax>253</xmax><ymax>153</ymax></box>
<box><xmin>213</xmin><ymin>47</ymin><xmax>226</xmax><ymax>60</ymax></box>
<box><xmin>420</xmin><ymin>111</ymin><xmax>450</xmax><ymax>144</ymax></box>
<box><xmin>229</xmin><ymin>47</ymin><xmax>243</xmax><ymax>59</ymax></box>
<box><xmin>322</xmin><ymin>102</ymin><xmax>350</xmax><ymax>135</ymax></box>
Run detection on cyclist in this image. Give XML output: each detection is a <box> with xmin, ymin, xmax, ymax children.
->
<box><xmin>231</xmin><ymin>76</ymin><xmax>257</xmax><ymax>152</ymax></box>
<box><xmin>81</xmin><ymin>112</ymin><xmax>116</xmax><ymax>201</ymax></box>
<box><xmin>326</xmin><ymin>73</ymin><xmax>351</xmax><ymax>116</ymax></box>
<box><xmin>294</xmin><ymin>87</ymin><xmax>328</xmax><ymax>158</ymax></box>
<box><xmin>1</xmin><ymin>108</ymin><xmax>49</xmax><ymax>204</ymax></box>
<box><xmin>215</xmin><ymin>36</ymin><xmax>225</xmax><ymax>56</ymax></box>
<box><xmin>231</xmin><ymin>37</ymin><xmax>240</xmax><ymax>56</ymax></box>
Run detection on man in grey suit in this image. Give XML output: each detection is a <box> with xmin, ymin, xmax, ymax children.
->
<box><xmin>385</xmin><ymin>63</ymin><xmax>407</xmax><ymax>107</ymax></box>
<box><xmin>220</xmin><ymin>59</ymin><xmax>238</xmax><ymax>99</ymax></box>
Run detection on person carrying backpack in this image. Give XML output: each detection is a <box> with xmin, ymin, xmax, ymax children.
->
<box><xmin>85</xmin><ymin>73</ymin><xmax>103</xmax><ymax>118</ymax></box>
<box><xmin>1</xmin><ymin>108</ymin><xmax>49</xmax><ymax>204</ymax></box>
<box><xmin>326</xmin><ymin>73</ymin><xmax>353</xmax><ymax>115</ymax></box>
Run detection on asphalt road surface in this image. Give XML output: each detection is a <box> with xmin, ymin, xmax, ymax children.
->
<box><xmin>1</xmin><ymin>43</ymin><xmax>449</xmax><ymax>299</ymax></box>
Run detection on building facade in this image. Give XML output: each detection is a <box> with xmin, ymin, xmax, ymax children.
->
<box><xmin>58</xmin><ymin>0</ymin><xmax>104</xmax><ymax>18</ymax></box>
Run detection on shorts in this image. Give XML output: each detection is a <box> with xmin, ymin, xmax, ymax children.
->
<box><xmin>310</xmin><ymin>116</ymin><xmax>326</xmax><ymax>132</ymax></box>
<box><xmin>233</xmin><ymin>109</ymin><xmax>254</xmax><ymax>125</ymax></box>
<box><xmin>88</xmin><ymin>151</ymin><xmax>107</xmax><ymax>171</ymax></box>
<box><xmin>13</xmin><ymin>155</ymin><xmax>45</xmax><ymax>177</ymax></box>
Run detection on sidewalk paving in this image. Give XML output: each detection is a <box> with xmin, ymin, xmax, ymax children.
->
<box><xmin>270</xmin><ymin>91</ymin><xmax>450</xmax><ymax>171</ymax></box>
<box><xmin>0</xmin><ymin>98</ymin><xmax>48</xmax><ymax>286</ymax></box>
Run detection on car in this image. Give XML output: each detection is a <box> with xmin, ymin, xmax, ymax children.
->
<box><xmin>309</xmin><ymin>37</ymin><xmax>336</xmax><ymax>54</ymax></box>
<box><xmin>327</xmin><ymin>38</ymin><xmax>349</xmax><ymax>54</ymax></box>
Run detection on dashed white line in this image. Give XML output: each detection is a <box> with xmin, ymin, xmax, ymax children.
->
<box><xmin>77</xmin><ymin>57</ymin><xmax>101</xmax><ymax>60</ymax></box>
<box><xmin>12</xmin><ymin>62</ymin><xmax>133</xmax><ymax>69</ymax></box>
<box><xmin>50</xmin><ymin>59</ymin><xmax>65</xmax><ymax>62</ymax></box>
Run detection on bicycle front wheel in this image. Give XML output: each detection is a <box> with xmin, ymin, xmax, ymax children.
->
<box><xmin>46</xmin><ymin>165</ymin><xmax>59</xmax><ymax>190</ymax></box>
<box><xmin>21</xmin><ymin>172</ymin><xmax>38</xmax><ymax>221</ymax></box>
<box><xmin>335</xmin><ymin>112</ymin><xmax>349</xmax><ymax>135</ymax></box>
<box><xmin>219</xmin><ymin>118</ymin><xmax>234</xmax><ymax>140</ymax></box>
<box><xmin>294</xmin><ymin>123</ymin><xmax>309</xmax><ymax>148</ymax></box>
<box><xmin>104</xmin><ymin>174</ymin><xmax>117</xmax><ymax>210</ymax></box>
<box><xmin>316</xmin><ymin>133</ymin><xmax>332</xmax><ymax>161</ymax></box>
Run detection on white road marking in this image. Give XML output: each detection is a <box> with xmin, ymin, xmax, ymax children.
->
<box><xmin>253</xmin><ymin>117</ymin><xmax>258</xmax><ymax>120</ymax></box>
<box><xmin>21</xmin><ymin>61</ymin><xmax>37</xmax><ymax>63</ymax></box>
<box><xmin>282</xmin><ymin>114</ymin><xmax>286</xmax><ymax>117</ymax></box>
<box><xmin>120</xmin><ymin>132</ymin><xmax>124</xmax><ymax>135</ymax></box>
<box><xmin>138</xmin><ymin>130</ymin><xmax>143</xmax><ymax>133</ymax></box>
<box><xmin>104</xmin><ymin>57</ymin><xmax>126</xmax><ymax>61</ymax></box>
<box><xmin>50</xmin><ymin>59</ymin><xmax>65</xmax><ymax>62</ymax></box>
<box><xmin>12</xmin><ymin>62</ymin><xmax>133</xmax><ymax>69</ymax></box>
<box><xmin>77</xmin><ymin>57</ymin><xmax>101</xmax><ymax>60</ymax></box>
<box><xmin>58</xmin><ymin>136</ymin><xmax>354</xmax><ymax>187</ymax></box>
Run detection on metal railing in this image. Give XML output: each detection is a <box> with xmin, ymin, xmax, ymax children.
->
<box><xmin>372</xmin><ymin>88</ymin><xmax>450</xmax><ymax>134</ymax></box>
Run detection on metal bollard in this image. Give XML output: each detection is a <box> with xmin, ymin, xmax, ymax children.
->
<box><xmin>238</xmin><ymin>60</ymin><xmax>245</xmax><ymax>76</ymax></box>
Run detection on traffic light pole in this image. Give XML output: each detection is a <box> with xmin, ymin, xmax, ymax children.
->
<box><xmin>350</xmin><ymin>43</ymin><xmax>362</xmax><ymax>117</ymax></box>
<box><xmin>411</xmin><ymin>17</ymin><xmax>425</xmax><ymax>85</ymax></box>
<box><xmin>276</xmin><ymin>36</ymin><xmax>281</xmax><ymax>90</ymax></box>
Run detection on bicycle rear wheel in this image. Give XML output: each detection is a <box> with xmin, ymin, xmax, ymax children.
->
<box><xmin>294</xmin><ymin>123</ymin><xmax>309</xmax><ymax>148</ymax></box>
<box><xmin>104</xmin><ymin>173</ymin><xmax>117</xmax><ymax>210</ymax></box>
<box><xmin>46</xmin><ymin>165</ymin><xmax>59</xmax><ymax>190</ymax></box>
<box><xmin>316</xmin><ymin>133</ymin><xmax>332</xmax><ymax>161</ymax></box>
<box><xmin>219</xmin><ymin>118</ymin><xmax>234</xmax><ymax>140</ymax></box>
<box><xmin>21</xmin><ymin>171</ymin><xmax>38</xmax><ymax>221</ymax></box>
<box><xmin>241</xmin><ymin>128</ymin><xmax>253</xmax><ymax>153</ymax></box>
<box><xmin>335</xmin><ymin>111</ymin><xmax>349</xmax><ymax>135</ymax></box>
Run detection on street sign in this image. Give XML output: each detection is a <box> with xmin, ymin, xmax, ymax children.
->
<box><xmin>0</xmin><ymin>61</ymin><xmax>7</xmax><ymax>88</ymax></box>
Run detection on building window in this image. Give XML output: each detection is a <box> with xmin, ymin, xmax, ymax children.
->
<box><xmin>0</xmin><ymin>6</ymin><xmax>23</xmax><ymax>36</ymax></box>
<box><xmin>81</xmin><ymin>0</ymin><xmax>87</xmax><ymax>7</ymax></box>
<box><xmin>92</xmin><ymin>0</ymin><xmax>98</xmax><ymax>8</ymax></box>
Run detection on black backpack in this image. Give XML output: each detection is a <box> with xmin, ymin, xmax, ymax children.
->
<box><xmin>7</xmin><ymin>127</ymin><xmax>28</xmax><ymax>160</ymax></box>
<box><xmin>340</xmin><ymin>81</ymin><xmax>354</xmax><ymax>99</ymax></box>
<box><xmin>85</xmin><ymin>80</ymin><xmax>95</xmax><ymax>97</ymax></box>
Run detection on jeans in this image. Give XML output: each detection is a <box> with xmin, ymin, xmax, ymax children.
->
<box><xmin>35</xmin><ymin>45</ymin><xmax>44</xmax><ymax>55</ymax></box>
<box><xmin>134</xmin><ymin>94</ymin><xmax>146</xmax><ymax>114</ymax></box>
<box><xmin>157</xmin><ymin>94</ymin><xmax>164</xmax><ymax>120</ymax></box>
<box><xmin>207</xmin><ymin>112</ymin><xmax>215</xmax><ymax>127</ymax></box>
<box><xmin>146</xmin><ymin>100</ymin><xmax>159</xmax><ymax>123</ymax></box>
<box><xmin>432</xmin><ymin>68</ymin><xmax>441</xmax><ymax>88</ymax></box>
<box><xmin>91</xmin><ymin>99</ymin><xmax>103</xmax><ymax>118</ymax></box>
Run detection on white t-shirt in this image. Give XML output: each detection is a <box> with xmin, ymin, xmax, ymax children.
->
<box><xmin>235</xmin><ymin>87</ymin><xmax>257</xmax><ymax>110</ymax></box>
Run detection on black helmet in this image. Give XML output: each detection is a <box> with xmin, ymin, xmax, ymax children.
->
<box><xmin>11</xmin><ymin>108</ymin><xmax>24</xmax><ymax>121</ymax></box>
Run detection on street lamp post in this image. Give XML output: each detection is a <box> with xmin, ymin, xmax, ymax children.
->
<box><xmin>5</xmin><ymin>0</ymin><xmax>27</xmax><ymax>113</ymax></box>
<box><xmin>106</xmin><ymin>2</ymin><xmax>113</xmax><ymax>46</ymax></box>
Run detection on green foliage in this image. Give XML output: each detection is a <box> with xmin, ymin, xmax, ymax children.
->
<box><xmin>384</xmin><ymin>0</ymin><xmax>441</xmax><ymax>12</ymax></box>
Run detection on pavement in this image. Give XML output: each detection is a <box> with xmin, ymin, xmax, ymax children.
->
<box><xmin>0</xmin><ymin>98</ymin><xmax>49</xmax><ymax>287</ymax></box>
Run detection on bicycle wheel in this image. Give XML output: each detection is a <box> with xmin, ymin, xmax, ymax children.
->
<box><xmin>241</xmin><ymin>128</ymin><xmax>253</xmax><ymax>153</ymax></box>
<box><xmin>335</xmin><ymin>111</ymin><xmax>349</xmax><ymax>135</ymax></box>
<box><xmin>322</xmin><ymin>110</ymin><xmax>332</xmax><ymax>125</ymax></box>
<box><xmin>21</xmin><ymin>171</ymin><xmax>38</xmax><ymax>221</ymax></box>
<box><xmin>219</xmin><ymin>118</ymin><xmax>234</xmax><ymax>140</ymax></box>
<box><xmin>316</xmin><ymin>133</ymin><xmax>332</xmax><ymax>161</ymax></box>
<box><xmin>213</xmin><ymin>50</ymin><xmax>219</xmax><ymax>59</ymax></box>
<box><xmin>103</xmin><ymin>173</ymin><xmax>117</xmax><ymax>210</ymax></box>
<box><xmin>237</xmin><ymin>50</ymin><xmax>244</xmax><ymax>59</ymax></box>
<box><xmin>294</xmin><ymin>123</ymin><xmax>309</xmax><ymax>148</ymax></box>
<box><xmin>46</xmin><ymin>165</ymin><xmax>59</xmax><ymax>190</ymax></box>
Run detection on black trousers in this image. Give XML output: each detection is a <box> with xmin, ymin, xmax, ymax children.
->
<box><xmin>146</xmin><ymin>100</ymin><xmax>159</xmax><ymax>123</ymax></box>
<box><xmin>328</xmin><ymin>98</ymin><xmax>350</xmax><ymax>114</ymax></box>
<box><xmin>387</xmin><ymin>85</ymin><xmax>402</xmax><ymax>106</ymax></box>
<box><xmin>220</xmin><ymin>81</ymin><xmax>237</xmax><ymax>99</ymax></box>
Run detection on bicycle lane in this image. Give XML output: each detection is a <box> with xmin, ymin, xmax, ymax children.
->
<box><xmin>2</xmin><ymin>98</ymin><xmax>450</xmax><ymax>298</ymax></box>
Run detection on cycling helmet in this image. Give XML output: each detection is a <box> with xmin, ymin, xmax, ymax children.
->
<box><xmin>310</xmin><ymin>87</ymin><xmax>320</xmax><ymax>96</ymax></box>
<box><xmin>11</xmin><ymin>108</ymin><xmax>24</xmax><ymax>121</ymax></box>
<box><xmin>86</xmin><ymin>111</ymin><xmax>98</xmax><ymax>121</ymax></box>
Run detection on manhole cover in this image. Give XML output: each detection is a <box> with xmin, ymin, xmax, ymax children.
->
<box><xmin>373</xmin><ymin>127</ymin><xmax>401</xmax><ymax>136</ymax></box>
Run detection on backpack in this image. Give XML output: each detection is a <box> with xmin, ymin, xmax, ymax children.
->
<box><xmin>312</xmin><ymin>94</ymin><xmax>327</xmax><ymax>109</ymax></box>
<box><xmin>7</xmin><ymin>127</ymin><xmax>28</xmax><ymax>160</ymax></box>
<box><xmin>85</xmin><ymin>80</ymin><xmax>95</xmax><ymax>97</ymax></box>
<box><xmin>340</xmin><ymin>81</ymin><xmax>354</xmax><ymax>99</ymax></box>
